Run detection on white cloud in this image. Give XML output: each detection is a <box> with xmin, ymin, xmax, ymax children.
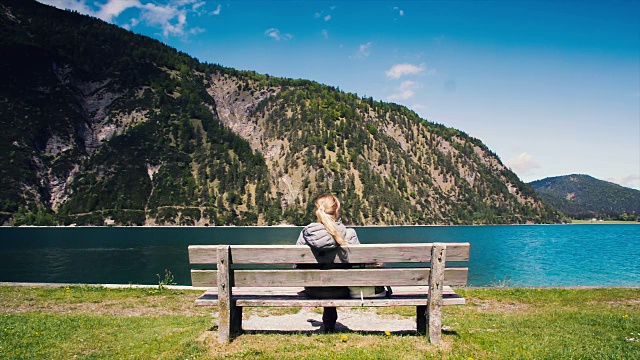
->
<box><xmin>97</xmin><ymin>0</ymin><xmax>141</xmax><ymax>22</ymax></box>
<box><xmin>385</xmin><ymin>63</ymin><xmax>434</xmax><ymax>79</ymax></box>
<box><xmin>398</xmin><ymin>80</ymin><xmax>415</xmax><ymax>90</ymax></box>
<box><xmin>192</xmin><ymin>2</ymin><xmax>205</xmax><ymax>12</ymax></box>
<box><xmin>315</xmin><ymin>7</ymin><xmax>335</xmax><ymax>21</ymax></box>
<box><xmin>355</xmin><ymin>42</ymin><xmax>372</xmax><ymax>58</ymax></box>
<box><xmin>265</xmin><ymin>28</ymin><xmax>280</xmax><ymax>40</ymax></box>
<box><xmin>265</xmin><ymin>28</ymin><xmax>292</xmax><ymax>41</ymax></box>
<box><xmin>506</xmin><ymin>152</ymin><xmax>541</xmax><ymax>176</ymax></box>
<box><xmin>211</xmin><ymin>4</ymin><xmax>221</xmax><ymax>15</ymax></box>
<box><xmin>122</xmin><ymin>17</ymin><xmax>139</xmax><ymax>30</ymax></box>
<box><xmin>321</xmin><ymin>29</ymin><xmax>329</xmax><ymax>39</ymax></box>
<box><xmin>606</xmin><ymin>175</ymin><xmax>640</xmax><ymax>190</ymax></box>
<box><xmin>388</xmin><ymin>80</ymin><xmax>419</xmax><ymax>101</ymax></box>
<box><xmin>399</xmin><ymin>9</ymin><xmax>404</xmax><ymax>16</ymax></box>
<box><xmin>38</xmin><ymin>0</ymin><xmax>211</xmax><ymax>38</ymax></box>
<box><xmin>139</xmin><ymin>3</ymin><xmax>189</xmax><ymax>37</ymax></box>
<box><xmin>188</xmin><ymin>26</ymin><xmax>205</xmax><ymax>35</ymax></box>
<box><xmin>388</xmin><ymin>90</ymin><xmax>414</xmax><ymax>101</ymax></box>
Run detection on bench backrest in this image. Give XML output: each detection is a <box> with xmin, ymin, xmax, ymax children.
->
<box><xmin>189</xmin><ymin>243</ymin><xmax>470</xmax><ymax>288</ymax></box>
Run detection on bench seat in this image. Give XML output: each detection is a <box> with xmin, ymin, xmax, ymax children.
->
<box><xmin>195</xmin><ymin>286</ymin><xmax>466</xmax><ymax>307</ymax></box>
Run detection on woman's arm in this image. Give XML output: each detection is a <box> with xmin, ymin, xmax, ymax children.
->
<box><xmin>345</xmin><ymin>228</ymin><xmax>360</xmax><ymax>245</ymax></box>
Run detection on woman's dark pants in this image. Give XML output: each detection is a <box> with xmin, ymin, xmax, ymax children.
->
<box><xmin>304</xmin><ymin>286</ymin><xmax>349</xmax><ymax>332</ymax></box>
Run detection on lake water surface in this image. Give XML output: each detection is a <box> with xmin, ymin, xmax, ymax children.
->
<box><xmin>1</xmin><ymin>225</ymin><xmax>638</xmax><ymax>287</ymax></box>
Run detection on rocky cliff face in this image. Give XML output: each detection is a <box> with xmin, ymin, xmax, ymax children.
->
<box><xmin>195</xmin><ymin>72</ymin><xmax>554</xmax><ymax>224</ymax></box>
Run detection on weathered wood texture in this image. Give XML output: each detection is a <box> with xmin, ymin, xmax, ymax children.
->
<box><xmin>189</xmin><ymin>243</ymin><xmax>470</xmax><ymax>345</ymax></box>
<box><xmin>427</xmin><ymin>243</ymin><xmax>446</xmax><ymax>344</ymax></box>
<box><xmin>191</xmin><ymin>268</ymin><xmax>468</xmax><ymax>288</ymax></box>
<box><xmin>194</xmin><ymin>286</ymin><xmax>466</xmax><ymax>307</ymax></box>
<box><xmin>188</xmin><ymin>243</ymin><xmax>470</xmax><ymax>264</ymax></box>
<box><xmin>217</xmin><ymin>246</ymin><xmax>232</xmax><ymax>343</ymax></box>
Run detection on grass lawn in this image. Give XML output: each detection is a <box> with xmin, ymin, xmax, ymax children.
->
<box><xmin>1</xmin><ymin>286</ymin><xmax>638</xmax><ymax>359</ymax></box>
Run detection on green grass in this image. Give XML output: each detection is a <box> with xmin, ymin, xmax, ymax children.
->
<box><xmin>1</xmin><ymin>286</ymin><xmax>638</xmax><ymax>359</ymax></box>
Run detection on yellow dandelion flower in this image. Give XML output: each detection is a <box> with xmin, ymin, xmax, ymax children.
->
<box><xmin>340</xmin><ymin>334</ymin><xmax>347</xmax><ymax>342</ymax></box>
<box><xmin>385</xmin><ymin>330</ymin><xmax>391</xmax><ymax>336</ymax></box>
<box><xmin>623</xmin><ymin>315</ymin><xmax>629</xmax><ymax>318</ymax></box>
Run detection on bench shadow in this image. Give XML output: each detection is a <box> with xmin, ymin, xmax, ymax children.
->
<box><xmin>442</xmin><ymin>329</ymin><xmax>460</xmax><ymax>337</ymax></box>
<box><xmin>240</xmin><ymin>320</ymin><xmax>425</xmax><ymax>336</ymax></box>
<box><xmin>210</xmin><ymin>321</ymin><xmax>459</xmax><ymax>338</ymax></box>
<box><xmin>240</xmin><ymin>329</ymin><xmax>424</xmax><ymax>336</ymax></box>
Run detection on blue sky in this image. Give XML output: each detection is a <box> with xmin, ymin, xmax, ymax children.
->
<box><xmin>39</xmin><ymin>0</ymin><xmax>640</xmax><ymax>189</ymax></box>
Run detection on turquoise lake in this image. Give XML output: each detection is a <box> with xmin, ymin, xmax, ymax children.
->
<box><xmin>1</xmin><ymin>224</ymin><xmax>638</xmax><ymax>287</ymax></box>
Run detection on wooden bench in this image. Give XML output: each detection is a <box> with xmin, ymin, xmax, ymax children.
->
<box><xmin>188</xmin><ymin>242</ymin><xmax>470</xmax><ymax>344</ymax></box>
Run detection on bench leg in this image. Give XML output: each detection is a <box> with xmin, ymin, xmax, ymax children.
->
<box><xmin>427</xmin><ymin>243</ymin><xmax>446</xmax><ymax>345</ymax></box>
<box><xmin>427</xmin><ymin>298</ymin><xmax>443</xmax><ymax>344</ymax></box>
<box><xmin>416</xmin><ymin>305</ymin><xmax>427</xmax><ymax>334</ymax></box>
<box><xmin>219</xmin><ymin>302</ymin><xmax>242</xmax><ymax>342</ymax></box>
<box><xmin>218</xmin><ymin>301</ymin><xmax>231</xmax><ymax>343</ymax></box>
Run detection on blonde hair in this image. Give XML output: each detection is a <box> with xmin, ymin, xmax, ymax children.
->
<box><xmin>315</xmin><ymin>194</ymin><xmax>345</xmax><ymax>245</ymax></box>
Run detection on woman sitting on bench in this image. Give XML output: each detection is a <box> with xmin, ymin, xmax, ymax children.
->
<box><xmin>295</xmin><ymin>194</ymin><xmax>366</xmax><ymax>332</ymax></box>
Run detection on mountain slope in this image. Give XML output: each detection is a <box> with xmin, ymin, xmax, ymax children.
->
<box><xmin>0</xmin><ymin>0</ymin><xmax>563</xmax><ymax>226</ymax></box>
<box><xmin>529</xmin><ymin>175</ymin><xmax>640</xmax><ymax>220</ymax></box>
<box><xmin>1</xmin><ymin>0</ymin><xmax>277</xmax><ymax>226</ymax></box>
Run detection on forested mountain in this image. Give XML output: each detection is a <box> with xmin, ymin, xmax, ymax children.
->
<box><xmin>529</xmin><ymin>175</ymin><xmax>640</xmax><ymax>220</ymax></box>
<box><xmin>0</xmin><ymin>0</ymin><xmax>563</xmax><ymax>226</ymax></box>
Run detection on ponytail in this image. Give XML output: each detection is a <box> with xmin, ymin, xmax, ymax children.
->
<box><xmin>315</xmin><ymin>195</ymin><xmax>346</xmax><ymax>245</ymax></box>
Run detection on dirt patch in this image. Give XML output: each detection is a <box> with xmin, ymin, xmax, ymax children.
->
<box><xmin>0</xmin><ymin>294</ymin><xmax>212</xmax><ymax>317</ymax></box>
<box><xmin>467</xmin><ymin>300</ymin><xmax>531</xmax><ymax>313</ymax></box>
<box><xmin>240</xmin><ymin>308</ymin><xmax>416</xmax><ymax>333</ymax></box>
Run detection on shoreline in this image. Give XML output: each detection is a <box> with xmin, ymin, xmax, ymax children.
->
<box><xmin>2</xmin><ymin>281</ymin><xmax>639</xmax><ymax>290</ymax></box>
<box><xmin>3</xmin><ymin>222</ymin><xmax>638</xmax><ymax>228</ymax></box>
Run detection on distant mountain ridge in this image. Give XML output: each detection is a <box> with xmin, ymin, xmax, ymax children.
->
<box><xmin>529</xmin><ymin>174</ymin><xmax>640</xmax><ymax>220</ymax></box>
<box><xmin>0</xmin><ymin>0</ymin><xmax>562</xmax><ymax>226</ymax></box>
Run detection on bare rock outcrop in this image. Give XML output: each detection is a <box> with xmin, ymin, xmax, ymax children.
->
<box><xmin>206</xmin><ymin>72</ymin><xmax>278</xmax><ymax>153</ymax></box>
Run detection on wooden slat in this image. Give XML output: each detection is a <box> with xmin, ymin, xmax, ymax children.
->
<box><xmin>192</xmin><ymin>269</ymin><xmax>217</xmax><ymax>287</ymax></box>
<box><xmin>197</xmin><ymin>296</ymin><xmax>466</xmax><ymax>307</ymax></box>
<box><xmin>191</xmin><ymin>268</ymin><xmax>468</xmax><ymax>287</ymax></box>
<box><xmin>427</xmin><ymin>243</ymin><xmax>446</xmax><ymax>344</ymax></box>
<box><xmin>188</xmin><ymin>243</ymin><xmax>470</xmax><ymax>265</ymax></box>
<box><xmin>194</xmin><ymin>286</ymin><xmax>466</xmax><ymax>307</ymax></box>
<box><xmin>217</xmin><ymin>245</ymin><xmax>232</xmax><ymax>343</ymax></box>
<box><xmin>237</xmin><ymin>295</ymin><xmax>465</xmax><ymax>307</ymax></box>
<box><xmin>198</xmin><ymin>285</ymin><xmax>456</xmax><ymax>296</ymax></box>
